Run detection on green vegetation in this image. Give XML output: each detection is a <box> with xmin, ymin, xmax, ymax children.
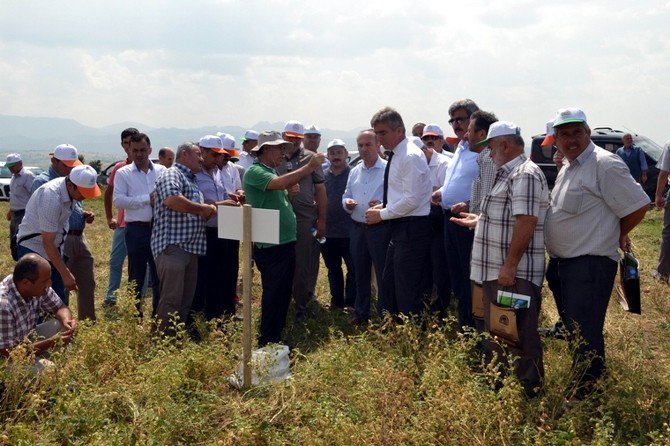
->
<box><xmin>0</xmin><ymin>195</ymin><xmax>669</xmax><ymax>445</ymax></box>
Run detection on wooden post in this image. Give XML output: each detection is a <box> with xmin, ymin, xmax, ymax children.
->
<box><xmin>242</xmin><ymin>204</ymin><xmax>253</xmax><ymax>388</ymax></box>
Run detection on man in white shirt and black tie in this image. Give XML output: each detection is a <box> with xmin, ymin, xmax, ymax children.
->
<box><xmin>365</xmin><ymin>107</ymin><xmax>432</xmax><ymax>318</ymax></box>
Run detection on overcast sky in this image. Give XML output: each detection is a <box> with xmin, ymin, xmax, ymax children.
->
<box><xmin>1</xmin><ymin>0</ymin><xmax>669</xmax><ymax>144</ymax></box>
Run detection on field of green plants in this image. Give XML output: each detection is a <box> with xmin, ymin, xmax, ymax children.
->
<box><xmin>0</xmin><ymin>195</ymin><xmax>669</xmax><ymax>445</ymax></box>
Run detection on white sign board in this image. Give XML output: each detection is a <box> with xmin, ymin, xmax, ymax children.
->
<box><xmin>217</xmin><ymin>206</ymin><xmax>280</xmax><ymax>244</ymax></box>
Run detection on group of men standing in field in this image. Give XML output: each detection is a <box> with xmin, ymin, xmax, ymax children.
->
<box><xmin>2</xmin><ymin>101</ymin><xmax>670</xmax><ymax>406</ymax></box>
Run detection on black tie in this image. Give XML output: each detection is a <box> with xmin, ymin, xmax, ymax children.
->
<box><xmin>382</xmin><ymin>150</ymin><xmax>394</xmax><ymax>207</ymax></box>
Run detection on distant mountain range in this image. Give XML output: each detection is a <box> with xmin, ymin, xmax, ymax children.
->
<box><xmin>0</xmin><ymin>114</ymin><xmax>364</xmax><ymax>168</ymax></box>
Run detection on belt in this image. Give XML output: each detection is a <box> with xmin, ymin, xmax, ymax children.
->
<box><xmin>353</xmin><ymin>221</ymin><xmax>387</xmax><ymax>228</ymax></box>
<box><xmin>67</xmin><ymin>229</ymin><xmax>84</xmax><ymax>236</ymax></box>
<box><xmin>127</xmin><ymin>221</ymin><xmax>153</xmax><ymax>228</ymax></box>
<box><xmin>394</xmin><ymin>215</ymin><xmax>430</xmax><ymax>223</ymax></box>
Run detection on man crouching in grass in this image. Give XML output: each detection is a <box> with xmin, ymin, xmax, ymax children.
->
<box><xmin>0</xmin><ymin>253</ymin><xmax>77</xmax><ymax>373</ymax></box>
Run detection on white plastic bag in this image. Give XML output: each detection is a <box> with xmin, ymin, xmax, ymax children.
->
<box><xmin>229</xmin><ymin>344</ymin><xmax>292</xmax><ymax>389</ymax></box>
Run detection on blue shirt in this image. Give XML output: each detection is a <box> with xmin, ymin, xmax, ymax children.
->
<box><xmin>195</xmin><ymin>166</ymin><xmax>228</xmax><ymax>228</ymax></box>
<box><xmin>342</xmin><ymin>156</ymin><xmax>386</xmax><ymax>223</ymax></box>
<box><xmin>324</xmin><ymin>166</ymin><xmax>352</xmax><ymax>238</ymax></box>
<box><xmin>31</xmin><ymin>166</ymin><xmax>85</xmax><ymax>230</ymax></box>
<box><xmin>439</xmin><ymin>140</ymin><xmax>480</xmax><ymax>208</ymax></box>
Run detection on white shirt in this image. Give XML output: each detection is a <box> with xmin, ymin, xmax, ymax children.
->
<box><xmin>237</xmin><ymin>152</ymin><xmax>254</xmax><ymax>170</ymax></box>
<box><xmin>380</xmin><ymin>137</ymin><xmax>432</xmax><ymax>220</ymax></box>
<box><xmin>439</xmin><ymin>139</ymin><xmax>479</xmax><ymax>208</ymax></box>
<box><xmin>342</xmin><ymin>156</ymin><xmax>386</xmax><ymax>223</ymax></box>
<box><xmin>113</xmin><ymin>161</ymin><xmax>166</xmax><ymax>223</ymax></box>
<box><xmin>427</xmin><ymin>150</ymin><xmax>452</xmax><ymax>190</ymax></box>
<box><xmin>220</xmin><ymin>162</ymin><xmax>242</xmax><ymax>194</ymax></box>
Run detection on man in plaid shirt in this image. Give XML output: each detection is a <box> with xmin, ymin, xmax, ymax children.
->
<box><xmin>151</xmin><ymin>142</ymin><xmax>217</xmax><ymax>334</ymax></box>
<box><xmin>0</xmin><ymin>254</ymin><xmax>77</xmax><ymax>371</ymax></box>
<box><xmin>452</xmin><ymin>121</ymin><xmax>548</xmax><ymax>397</ymax></box>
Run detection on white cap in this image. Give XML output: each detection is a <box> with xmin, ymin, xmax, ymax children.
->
<box><xmin>541</xmin><ymin>119</ymin><xmax>556</xmax><ymax>147</ymax></box>
<box><xmin>216</xmin><ymin>132</ymin><xmax>238</xmax><ymax>155</ymax></box>
<box><xmin>199</xmin><ymin>135</ymin><xmax>225</xmax><ymax>154</ymax></box>
<box><xmin>327</xmin><ymin>139</ymin><xmax>346</xmax><ymax>150</ymax></box>
<box><xmin>553</xmin><ymin>108</ymin><xmax>587</xmax><ymax>128</ymax></box>
<box><xmin>304</xmin><ymin>124</ymin><xmax>321</xmax><ymax>135</ymax></box>
<box><xmin>242</xmin><ymin>130</ymin><xmax>259</xmax><ymax>141</ymax></box>
<box><xmin>5</xmin><ymin>153</ymin><xmax>22</xmax><ymax>166</ymax></box>
<box><xmin>69</xmin><ymin>165</ymin><xmax>101</xmax><ymax>198</ymax></box>
<box><xmin>283</xmin><ymin>120</ymin><xmax>304</xmax><ymax>138</ymax></box>
<box><xmin>50</xmin><ymin>144</ymin><xmax>82</xmax><ymax>167</ymax></box>
<box><xmin>479</xmin><ymin>121</ymin><xmax>521</xmax><ymax>146</ymax></box>
<box><xmin>421</xmin><ymin>124</ymin><xmax>444</xmax><ymax>138</ymax></box>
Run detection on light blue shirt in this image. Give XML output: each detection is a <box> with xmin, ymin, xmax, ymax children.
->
<box><xmin>342</xmin><ymin>156</ymin><xmax>386</xmax><ymax>223</ymax></box>
<box><xmin>439</xmin><ymin>139</ymin><xmax>480</xmax><ymax>208</ymax></box>
<box><xmin>195</xmin><ymin>166</ymin><xmax>227</xmax><ymax>228</ymax></box>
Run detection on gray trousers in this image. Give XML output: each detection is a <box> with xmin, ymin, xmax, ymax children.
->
<box><xmin>483</xmin><ymin>278</ymin><xmax>544</xmax><ymax>396</ymax></box>
<box><xmin>64</xmin><ymin>234</ymin><xmax>96</xmax><ymax>320</ymax></box>
<box><xmin>658</xmin><ymin>198</ymin><xmax>670</xmax><ymax>277</ymax></box>
<box><xmin>293</xmin><ymin>217</ymin><xmax>320</xmax><ymax>313</ymax></box>
<box><xmin>155</xmin><ymin>245</ymin><xmax>198</xmax><ymax>334</ymax></box>
<box><xmin>9</xmin><ymin>210</ymin><xmax>24</xmax><ymax>261</ymax></box>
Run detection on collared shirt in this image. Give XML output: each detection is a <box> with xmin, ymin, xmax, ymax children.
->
<box><xmin>195</xmin><ymin>166</ymin><xmax>227</xmax><ymax>228</ymax></box>
<box><xmin>18</xmin><ymin>177</ymin><xmax>73</xmax><ymax>257</ymax></box>
<box><xmin>31</xmin><ymin>166</ymin><xmax>85</xmax><ymax>231</ymax></box>
<box><xmin>545</xmin><ymin>142</ymin><xmax>650</xmax><ymax>261</ymax></box>
<box><xmin>379</xmin><ymin>137</ymin><xmax>432</xmax><ymax>220</ymax></box>
<box><xmin>108</xmin><ymin>159</ymin><xmax>131</xmax><ymax>228</ymax></box>
<box><xmin>616</xmin><ymin>145</ymin><xmax>648</xmax><ymax>170</ymax></box>
<box><xmin>342</xmin><ymin>156</ymin><xmax>386</xmax><ymax>223</ymax></box>
<box><xmin>237</xmin><ymin>152</ymin><xmax>254</xmax><ymax>170</ymax></box>
<box><xmin>0</xmin><ymin>275</ymin><xmax>63</xmax><ymax>350</ymax></box>
<box><xmin>324</xmin><ymin>166</ymin><xmax>353</xmax><ymax>238</ymax></box>
<box><xmin>439</xmin><ymin>140</ymin><xmax>480</xmax><ymax>208</ymax></box>
<box><xmin>276</xmin><ymin>148</ymin><xmax>325</xmax><ymax>220</ymax></box>
<box><xmin>470</xmin><ymin>147</ymin><xmax>497</xmax><ymax>215</ymax></box>
<box><xmin>113</xmin><ymin>161</ymin><xmax>166</xmax><ymax>223</ymax></box>
<box><xmin>151</xmin><ymin>163</ymin><xmax>207</xmax><ymax>257</ymax></box>
<box><xmin>220</xmin><ymin>162</ymin><xmax>242</xmax><ymax>194</ymax></box>
<box><xmin>9</xmin><ymin>168</ymin><xmax>36</xmax><ymax>211</ymax></box>
<box><xmin>427</xmin><ymin>150</ymin><xmax>452</xmax><ymax>190</ymax></box>
<box><xmin>471</xmin><ymin>155</ymin><xmax>549</xmax><ymax>287</ymax></box>
<box><xmin>657</xmin><ymin>140</ymin><xmax>670</xmax><ymax>175</ymax></box>
<box><xmin>244</xmin><ymin>161</ymin><xmax>296</xmax><ymax>248</ymax></box>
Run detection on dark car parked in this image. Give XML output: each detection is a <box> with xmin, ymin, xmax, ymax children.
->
<box><xmin>530</xmin><ymin>127</ymin><xmax>665</xmax><ymax>200</ymax></box>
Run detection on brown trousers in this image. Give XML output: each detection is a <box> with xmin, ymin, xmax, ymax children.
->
<box><xmin>64</xmin><ymin>234</ymin><xmax>96</xmax><ymax>320</ymax></box>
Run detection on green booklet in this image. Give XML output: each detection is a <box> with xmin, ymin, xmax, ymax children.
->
<box><xmin>496</xmin><ymin>290</ymin><xmax>531</xmax><ymax>309</ymax></box>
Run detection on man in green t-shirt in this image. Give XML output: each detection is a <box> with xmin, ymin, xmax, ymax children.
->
<box><xmin>243</xmin><ymin>131</ymin><xmax>325</xmax><ymax>346</ymax></box>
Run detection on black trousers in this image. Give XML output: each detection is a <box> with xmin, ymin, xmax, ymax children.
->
<box><xmin>424</xmin><ymin>207</ymin><xmax>452</xmax><ymax>317</ymax></box>
<box><xmin>379</xmin><ymin>216</ymin><xmax>432</xmax><ymax>317</ymax></box>
<box><xmin>192</xmin><ymin>228</ymin><xmax>238</xmax><ymax>320</ymax></box>
<box><xmin>254</xmin><ymin>242</ymin><xmax>296</xmax><ymax>346</ymax></box>
<box><xmin>350</xmin><ymin>223</ymin><xmax>390</xmax><ymax>319</ymax></box>
<box><xmin>320</xmin><ymin>237</ymin><xmax>356</xmax><ymax>308</ymax></box>
<box><xmin>125</xmin><ymin>224</ymin><xmax>160</xmax><ymax>316</ymax></box>
<box><xmin>546</xmin><ymin>255</ymin><xmax>617</xmax><ymax>398</ymax></box>
<box><xmin>443</xmin><ymin>210</ymin><xmax>475</xmax><ymax>329</ymax></box>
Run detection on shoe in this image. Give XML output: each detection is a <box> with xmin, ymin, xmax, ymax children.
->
<box><xmin>308</xmin><ymin>291</ymin><xmax>317</xmax><ymax>302</ymax></box>
<box><xmin>651</xmin><ymin>270</ymin><xmax>669</xmax><ymax>283</ymax></box>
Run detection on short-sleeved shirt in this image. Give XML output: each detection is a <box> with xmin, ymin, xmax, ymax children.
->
<box><xmin>244</xmin><ymin>161</ymin><xmax>296</xmax><ymax>248</ymax></box>
<box><xmin>151</xmin><ymin>163</ymin><xmax>207</xmax><ymax>257</ymax></box>
<box><xmin>427</xmin><ymin>150</ymin><xmax>451</xmax><ymax>189</ymax></box>
<box><xmin>658</xmin><ymin>140</ymin><xmax>670</xmax><ymax>176</ymax></box>
<box><xmin>195</xmin><ymin>166</ymin><xmax>227</xmax><ymax>228</ymax></box>
<box><xmin>9</xmin><ymin>168</ymin><xmax>36</xmax><ymax>211</ymax></box>
<box><xmin>471</xmin><ymin>155</ymin><xmax>549</xmax><ymax>287</ymax></box>
<box><xmin>17</xmin><ymin>177</ymin><xmax>73</xmax><ymax>257</ymax></box>
<box><xmin>108</xmin><ymin>160</ymin><xmax>130</xmax><ymax>227</ymax></box>
<box><xmin>324</xmin><ymin>166</ymin><xmax>352</xmax><ymax>238</ymax></box>
<box><xmin>0</xmin><ymin>275</ymin><xmax>63</xmax><ymax>350</ymax></box>
<box><xmin>545</xmin><ymin>142</ymin><xmax>650</xmax><ymax>261</ymax></box>
<box><xmin>276</xmin><ymin>148</ymin><xmax>325</xmax><ymax>220</ymax></box>
<box><xmin>220</xmin><ymin>162</ymin><xmax>242</xmax><ymax>195</ymax></box>
<box><xmin>470</xmin><ymin>147</ymin><xmax>497</xmax><ymax>215</ymax></box>
<box><xmin>31</xmin><ymin>166</ymin><xmax>85</xmax><ymax>231</ymax></box>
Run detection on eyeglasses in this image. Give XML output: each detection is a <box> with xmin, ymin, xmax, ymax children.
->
<box><xmin>421</xmin><ymin>135</ymin><xmax>441</xmax><ymax>141</ymax></box>
<box><xmin>448</xmin><ymin>117</ymin><xmax>468</xmax><ymax>126</ymax></box>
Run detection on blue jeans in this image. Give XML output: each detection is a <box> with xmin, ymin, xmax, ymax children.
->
<box><xmin>17</xmin><ymin>245</ymin><xmax>67</xmax><ymax>305</ymax></box>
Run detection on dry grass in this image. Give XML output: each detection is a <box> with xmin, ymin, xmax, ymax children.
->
<box><xmin>0</xmin><ymin>193</ymin><xmax>669</xmax><ymax>445</ymax></box>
